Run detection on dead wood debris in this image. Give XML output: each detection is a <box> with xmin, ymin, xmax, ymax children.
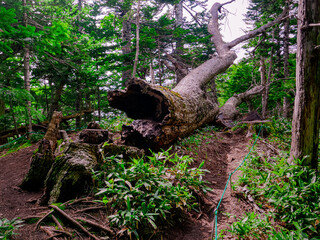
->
<box><xmin>50</xmin><ymin>204</ymin><xmax>101</xmax><ymax>240</ymax></box>
<box><xmin>32</xmin><ymin>198</ymin><xmax>114</xmax><ymax>240</ymax></box>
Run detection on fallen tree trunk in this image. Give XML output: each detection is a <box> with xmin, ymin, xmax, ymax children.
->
<box><xmin>108</xmin><ymin>2</ymin><xmax>287</xmax><ymax>150</ymax></box>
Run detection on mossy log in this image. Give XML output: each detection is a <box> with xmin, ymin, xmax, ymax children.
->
<box><xmin>40</xmin><ymin>143</ymin><xmax>100</xmax><ymax>205</ymax></box>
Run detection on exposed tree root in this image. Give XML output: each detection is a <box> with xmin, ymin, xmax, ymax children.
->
<box><xmin>76</xmin><ymin>217</ymin><xmax>115</xmax><ymax>236</ymax></box>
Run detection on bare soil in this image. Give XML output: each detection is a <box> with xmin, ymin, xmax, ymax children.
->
<box><xmin>0</xmin><ymin>129</ymin><xmax>257</xmax><ymax>239</ymax></box>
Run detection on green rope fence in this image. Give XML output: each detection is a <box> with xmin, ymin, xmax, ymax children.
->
<box><xmin>212</xmin><ymin>125</ymin><xmax>263</xmax><ymax>240</ymax></box>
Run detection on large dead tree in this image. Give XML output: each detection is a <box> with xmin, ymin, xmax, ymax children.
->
<box><xmin>108</xmin><ymin>2</ymin><xmax>288</xmax><ymax>150</ymax></box>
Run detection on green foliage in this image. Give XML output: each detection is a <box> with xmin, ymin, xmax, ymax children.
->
<box><xmin>0</xmin><ymin>218</ymin><xmax>23</xmax><ymax>240</ymax></box>
<box><xmin>93</xmin><ymin>148</ymin><xmax>211</xmax><ymax>238</ymax></box>
<box><xmin>236</xmin><ymin>153</ymin><xmax>320</xmax><ymax>238</ymax></box>
<box><xmin>216</xmin><ymin>60</ymin><xmax>260</xmax><ymax>108</ymax></box>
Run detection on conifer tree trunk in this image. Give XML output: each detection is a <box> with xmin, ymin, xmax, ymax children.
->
<box><xmin>23</xmin><ymin>0</ymin><xmax>33</xmax><ymax>137</ymax></box>
<box><xmin>283</xmin><ymin>17</ymin><xmax>290</xmax><ymax>118</ymax></box>
<box><xmin>260</xmin><ymin>58</ymin><xmax>267</xmax><ymax>118</ymax></box>
<box><xmin>290</xmin><ymin>0</ymin><xmax>320</xmax><ymax>169</ymax></box>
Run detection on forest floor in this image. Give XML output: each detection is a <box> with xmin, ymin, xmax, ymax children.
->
<box><xmin>0</xmin><ymin>128</ymin><xmax>269</xmax><ymax>239</ymax></box>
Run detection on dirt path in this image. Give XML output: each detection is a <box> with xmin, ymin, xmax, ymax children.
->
<box><xmin>0</xmin><ymin>144</ymin><xmax>47</xmax><ymax>239</ymax></box>
<box><xmin>0</xmin><ymin>130</ymin><xmax>254</xmax><ymax>239</ymax></box>
<box><xmin>165</xmin><ymin>131</ymin><xmax>254</xmax><ymax>240</ymax></box>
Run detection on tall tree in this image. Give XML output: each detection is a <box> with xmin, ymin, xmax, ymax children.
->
<box><xmin>290</xmin><ymin>0</ymin><xmax>320</xmax><ymax>169</ymax></box>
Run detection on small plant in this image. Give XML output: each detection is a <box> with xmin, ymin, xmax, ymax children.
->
<box><xmin>227</xmin><ymin>212</ymin><xmax>273</xmax><ymax>239</ymax></box>
<box><xmin>0</xmin><ymin>218</ymin><xmax>24</xmax><ymax>239</ymax></box>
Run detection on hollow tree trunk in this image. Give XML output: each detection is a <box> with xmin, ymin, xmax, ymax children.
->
<box><xmin>108</xmin><ymin>2</ymin><xmax>287</xmax><ymax>150</ymax></box>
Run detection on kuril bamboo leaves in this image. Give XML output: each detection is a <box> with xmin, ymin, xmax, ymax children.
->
<box><xmin>92</xmin><ymin>148</ymin><xmax>210</xmax><ymax>237</ymax></box>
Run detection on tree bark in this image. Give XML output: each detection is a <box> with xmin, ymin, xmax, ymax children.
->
<box><xmin>260</xmin><ymin>58</ymin><xmax>267</xmax><ymax>118</ymax></box>
<box><xmin>174</xmin><ymin>0</ymin><xmax>186</xmax><ymax>83</ymax></box>
<box><xmin>108</xmin><ymin>2</ymin><xmax>288</xmax><ymax>150</ymax></box>
<box><xmin>290</xmin><ymin>0</ymin><xmax>320</xmax><ymax>169</ymax></box>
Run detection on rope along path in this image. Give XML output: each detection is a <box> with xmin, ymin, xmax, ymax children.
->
<box><xmin>212</xmin><ymin>125</ymin><xmax>263</xmax><ymax>240</ymax></box>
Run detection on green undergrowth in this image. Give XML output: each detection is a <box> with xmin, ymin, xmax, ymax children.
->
<box><xmin>267</xmin><ymin>117</ymin><xmax>292</xmax><ymax>150</ymax></box>
<box><xmin>175</xmin><ymin>125</ymin><xmax>220</xmax><ymax>153</ymax></box>
<box><xmin>223</xmin><ymin>151</ymin><xmax>320</xmax><ymax>239</ymax></box>
<box><xmin>0</xmin><ymin>218</ymin><xmax>24</xmax><ymax>240</ymax></box>
<box><xmin>0</xmin><ymin>141</ymin><xmax>32</xmax><ymax>158</ymax></box>
<box><xmin>92</xmin><ymin>148</ymin><xmax>211</xmax><ymax>239</ymax></box>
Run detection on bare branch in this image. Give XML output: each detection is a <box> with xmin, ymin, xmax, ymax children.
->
<box><xmin>208</xmin><ymin>3</ymin><xmax>230</xmax><ymax>55</ymax></box>
<box><xmin>183</xmin><ymin>4</ymin><xmax>202</xmax><ymax>26</ymax></box>
<box><xmin>227</xmin><ymin>8</ymin><xmax>289</xmax><ymax>49</ymax></box>
<box><xmin>308</xmin><ymin>23</ymin><xmax>320</xmax><ymax>27</ymax></box>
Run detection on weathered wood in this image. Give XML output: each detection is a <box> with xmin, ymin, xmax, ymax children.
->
<box><xmin>102</xmin><ymin>143</ymin><xmax>144</xmax><ymax>160</ymax></box>
<box><xmin>109</xmin><ymin>79</ymin><xmax>219</xmax><ymax>149</ymax></box>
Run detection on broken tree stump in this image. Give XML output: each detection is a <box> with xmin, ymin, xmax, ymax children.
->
<box><xmin>20</xmin><ymin>111</ymin><xmax>63</xmax><ymax>190</ymax></box>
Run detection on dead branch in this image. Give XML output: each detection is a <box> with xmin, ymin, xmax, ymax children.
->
<box><xmin>52</xmin><ymin>229</ymin><xmax>73</xmax><ymax>238</ymax></box>
<box><xmin>51</xmin><ymin>215</ymin><xmax>64</xmax><ymax>230</ymax></box>
<box><xmin>35</xmin><ymin>209</ymin><xmax>54</xmax><ymax>230</ymax></box>
<box><xmin>50</xmin><ymin>205</ymin><xmax>100</xmax><ymax>240</ymax></box>
<box><xmin>75</xmin><ymin>206</ymin><xmax>106</xmax><ymax>214</ymax></box>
